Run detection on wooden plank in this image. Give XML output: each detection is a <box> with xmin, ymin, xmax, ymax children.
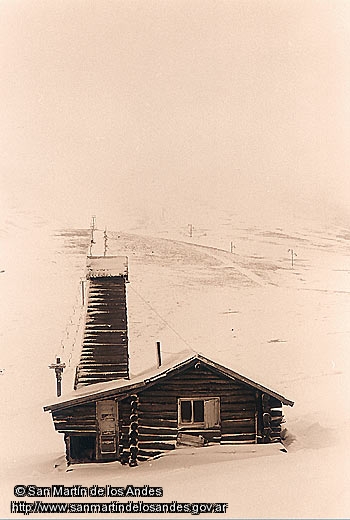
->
<box><xmin>138</xmin><ymin>411</ymin><xmax>177</xmax><ymax>421</ymax></box>
<box><xmin>138</xmin><ymin>418</ymin><xmax>177</xmax><ymax>428</ymax></box>
<box><xmin>268</xmin><ymin>396</ymin><xmax>282</xmax><ymax>408</ymax></box>
<box><xmin>53</xmin><ymin>414</ymin><xmax>95</xmax><ymax>421</ymax></box>
<box><xmin>220</xmin><ymin>439</ymin><xmax>256</xmax><ymax>445</ymax></box>
<box><xmin>138</xmin><ymin>396</ymin><xmax>176</xmax><ymax>406</ymax></box>
<box><xmin>221</xmin><ymin>400</ymin><xmax>256</xmax><ymax>409</ymax></box>
<box><xmin>220</xmin><ymin>433</ymin><xmax>256</xmax><ymax>442</ymax></box>
<box><xmin>139</xmin><ymin>392</ymin><xmax>177</xmax><ymax>405</ymax></box>
<box><xmin>79</xmin><ymin>361</ymin><xmax>128</xmax><ymax>369</ymax></box>
<box><xmin>84</xmin><ymin>345</ymin><xmax>128</xmax><ymax>353</ymax></box>
<box><xmin>177</xmin><ymin>433</ymin><xmax>205</xmax><ymax>447</ymax></box>
<box><xmin>78</xmin><ymin>368</ymin><xmax>129</xmax><ymax>377</ymax></box>
<box><xmin>224</xmin><ymin>395</ymin><xmax>257</xmax><ymax>404</ymax></box>
<box><xmin>221</xmin><ymin>408</ymin><xmax>256</xmax><ymax>418</ymax></box>
<box><xmin>138</xmin><ymin>426</ymin><xmax>178</xmax><ymax>435</ymax></box>
<box><xmin>138</xmin><ymin>441</ymin><xmax>175</xmax><ymax>451</ymax></box>
<box><xmin>271</xmin><ymin>416</ymin><xmax>283</xmax><ymax>425</ymax></box>
<box><xmin>270</xmin><ymin>409</ymin><xmax>283</xmax><ymax>418</ymax></box>
<box><xmin>144</xmin><ymin>386</ymin><xmax>253</xmax><ymax>397</ymax></box>
<box><xmin>54</xmin><ymin>409</ymin><xmax>96</xmax><ymax>418</ymax></box>
<box><xmin>220</xmin><ymin>409</ymin><xmax>256</xmax><ymax>419</ymax></box>
<box><xmin>221</xmin><ymin>423</ymin><xmax>255</xmax><ymax>434</ymax></box>
<box><xmin>53</xmin><ymin>419</ymin><xmax>96</xmax><ymax>427</ymax></box>
<box><xmin>55</xmin><ymin>425</ymin><xmax>96</xmax><ymax>433</ymax></box>
<box><xmin>151</xmin><ymin>381</ymin><xmax>253</xmax><ymax>391</ymax></box>
<box><xmin>138</xmin><ymin>403</ymin><xmax>175</xmax><ymax>413</ymax></box>
<box><xmin>78</xmin><ymin>376</ymin><xmax>127</xmax><ymax>384</ymax></box>
<box><xmin>222</xmin><ymin>416</ymin><xmax>255</xmax><ymax>424</ymax></box>
<box><xmin>221</xmin><ymin>418</ymin><xmax>255</xmax><ymax>428</ymax></box>
<box><xmin>178</xmin><ymin>428</ymin><xmax>220</xmax><ymax>443</ymax></box>
<box><xmin>138</xmin><ymin>434</ymin><xmax>177</xmax><ymax>442</ymax></box>
<box><xmin>78</xmin><ymin>368</ymin><xmax>129</xmax><ymax>375</ymax></box>
<box><xmin>137</xmin><ymin>450</ymin><xmax>162</xmax><ymax>458</ymax></box>
<box><xmin>270</xmin><ymin>431</ymin><xmax>281</xmax><ymax>438</ymax></box>
<box><xmin>86</xmin><ymin>315</ymin><xmax>126</xmax><ymax>322</ymax></box>
<box><xmin>83</xmin><ymin>337</ymin><xmax>127</xmax><ymax>346</ymax></box>
<box><xmin>80</xmin><ymin>351</ymin><xmax>128</xmax><ymax>358</ymax></box>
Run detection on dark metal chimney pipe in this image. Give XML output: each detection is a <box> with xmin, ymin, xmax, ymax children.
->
<box><xmin>157</xmin><ymin>341</ymin><xmax>162</xmax><ymax>368</ymax></box>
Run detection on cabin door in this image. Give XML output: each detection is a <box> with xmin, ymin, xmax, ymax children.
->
<box><xmin>96</xmin><ymin>400</ymin><xmax>118</xmax><ymax>460</ymax></box>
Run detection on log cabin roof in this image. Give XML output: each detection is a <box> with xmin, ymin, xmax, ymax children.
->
<box><xmin>44</xmin><ymin>353</ymin><xmax>294</xmax><ymax>412</ymax></box>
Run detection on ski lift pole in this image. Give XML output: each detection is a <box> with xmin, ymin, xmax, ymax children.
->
<box><xmin>103</xmin><ymin>228</ymin><xmax>108</xmax><ymax>256</ymax></box>
<box><xmin>89</xmin><ymin>216</ymin><xmax>96</xmax><ymax>256</ymax></box>
<box><xmin>288</xmin><ymin>248</ymin><xmax>297</xmax><ymax>268</ymax></box>
<box><xmin>49</xmin><ymin>357</ymin><xmax>66</xmax><ymax>397</ymax></box>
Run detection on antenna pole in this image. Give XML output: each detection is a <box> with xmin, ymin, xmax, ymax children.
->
<box><xmin>103</xmin><ymin>228</ymin><xmax>108</xmax><ymax>257</ymax></box>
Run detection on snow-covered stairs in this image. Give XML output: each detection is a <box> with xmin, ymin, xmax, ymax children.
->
<box><xmin>75</xmin><ymin>277</ymin><xmax>129</xmax><ymax>387</ymax></box>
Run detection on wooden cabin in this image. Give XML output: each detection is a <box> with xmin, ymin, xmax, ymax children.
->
<box><xmin>44</xmin><ymin>256</ymin><xmax>294</xmax><ymax>465</ymax></box>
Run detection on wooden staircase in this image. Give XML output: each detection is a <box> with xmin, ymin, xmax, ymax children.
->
<box><xmin>75</xmin><ymin>276</ymin><xmax>129</xmax><ymax>387</ymax></box>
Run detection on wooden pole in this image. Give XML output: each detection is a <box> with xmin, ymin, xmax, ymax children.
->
<box><xmin>81</xmin><ymin>279</ymin><xmax>85</xmax><ymax>306</ymax></box>
<box><xmin>57</xmin><ymin>370</ymin><xmax>62</xmax><ymax>397</ymax></box>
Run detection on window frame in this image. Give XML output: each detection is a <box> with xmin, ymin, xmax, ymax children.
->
<box><xmin>177</xmin><ymin>397</ymin><xmax>220</xmax><ymax>428</ymax></box>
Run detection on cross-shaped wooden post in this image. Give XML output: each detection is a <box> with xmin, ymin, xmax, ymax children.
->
<box><xmin>49</xmin><ymin>357</ymin><xmax>66</xmax><ymax>397</ymax></box>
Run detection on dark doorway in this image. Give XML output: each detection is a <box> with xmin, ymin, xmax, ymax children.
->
<box><xmin>69</xmin><ymin>435</ymin><xmax>96</xmax><ymax>462</ymax></box>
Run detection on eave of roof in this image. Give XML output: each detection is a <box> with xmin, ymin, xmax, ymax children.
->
<box><xmin>43</xmin><ymin>353</ymin><xmax>294</xmax><ymax>412</ymax></box>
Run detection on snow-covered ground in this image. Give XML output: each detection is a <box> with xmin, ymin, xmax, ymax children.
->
<box><xmin>1</xmin><ymin>204</ymin><xmax>350</xmax><ymax>518</ymax></box>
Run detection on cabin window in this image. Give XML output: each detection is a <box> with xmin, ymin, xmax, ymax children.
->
<box><xmin>178</xmin><ymin>398</ymin><xmax>220</xmax><ymax>428</ymax></box>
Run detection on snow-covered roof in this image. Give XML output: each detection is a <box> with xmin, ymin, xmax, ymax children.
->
<box><xmin>86</xmin><ymin>255</ymin><xmax>128</xmax><ymax>279</ymax></box>
<box><xmin>44</xmin><ymin>352</ymin><xmax>294</xmax><ymax>412</ymax></box>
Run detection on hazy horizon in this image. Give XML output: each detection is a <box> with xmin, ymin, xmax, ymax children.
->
<box><xmin>1</xmin><ymin>1</ymin><xmax>350</xmax><ymax>231</ymax></box>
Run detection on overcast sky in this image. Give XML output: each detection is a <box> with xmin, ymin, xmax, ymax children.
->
<box><xmin>1</xmin><ymin>0</ymin><xmax>350</xmax><ymax>229</ymax></box>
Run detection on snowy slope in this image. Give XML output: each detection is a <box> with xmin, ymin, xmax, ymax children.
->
<box><xmin>1</xmin><ymin>207</ymin><xmax>350</xmax><ymax>518</ymax></box>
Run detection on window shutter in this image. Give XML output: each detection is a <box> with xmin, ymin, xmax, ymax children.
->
<box><xmin>204</xmin><ymin>398</ymin><xmax>220</xmax><ymax>428</ymax></box>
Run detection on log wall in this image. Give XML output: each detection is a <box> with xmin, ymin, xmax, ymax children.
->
<box><xmin>258</xmin><ymin>393</ymin><xmax>283</xmax><ymax>443</ymax></box>
<box><xmin>133</xmin><ymin>362</ymin><xmax>258</xmax><ymax>460</ymax></box>
<box><xmin>52</xmin><ymin>403</ymin><xmax>97</xmax><ymax>433</ymax></box>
